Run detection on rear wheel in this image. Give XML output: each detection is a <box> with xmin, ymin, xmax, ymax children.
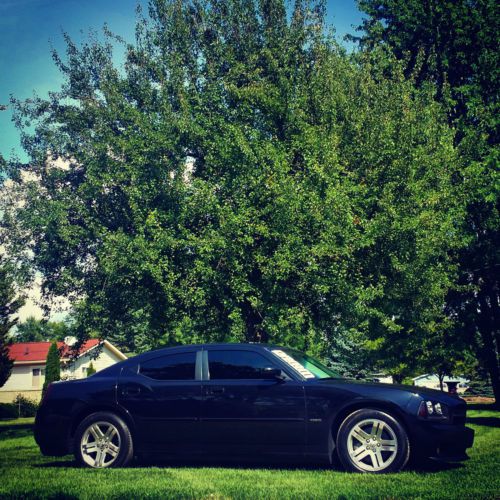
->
<box><xmin>74</xmin><ymin>412</ymin><xmax>134</xmax><ymax>468</ymax></box>
<box><xmin>336</xmin><ymin>409</ymin><xmax>410</xmax><ymax>473</ymax></box>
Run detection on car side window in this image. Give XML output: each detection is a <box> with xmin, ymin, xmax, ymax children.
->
<box><xmin>139</xmin><ymin>352</ymin><xmax>196</xmax><ymax>380</ymax></box>
<box><xmin>208</xmin><ymin>350</ymin><xmax>279</xmax><ymax>380</ymax></box>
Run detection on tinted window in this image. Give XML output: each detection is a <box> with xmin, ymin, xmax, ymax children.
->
<box><xmin>272</xmin><ymin>349</ymin><xmax>341</xmax><ymax>379</ymax></box>
<box><xmin>140</xmin><ymin>352</ymin><xmax>196</xmax><ymax>380</ymax></box>
<box><xmin>208</xmin><ymin>350</ymin><xmax>278</xmax><ymax>380</ymax></box>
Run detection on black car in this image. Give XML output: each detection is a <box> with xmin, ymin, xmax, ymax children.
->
<box><xmin>35</xmin><ymin>343</ymin><xmax>474</xmax><ymax>472</ymax></box>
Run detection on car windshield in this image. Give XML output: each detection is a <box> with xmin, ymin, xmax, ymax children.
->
<box><xmin>271</xmin><ymin>348</ymin><xmax>342</xmax><ymax>379</ymax></box>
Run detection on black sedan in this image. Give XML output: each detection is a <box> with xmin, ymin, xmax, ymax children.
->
<box><xmin>35</xmin><ymin>343</ymin><xmax>474</xmax><ymax>472</ymax></box>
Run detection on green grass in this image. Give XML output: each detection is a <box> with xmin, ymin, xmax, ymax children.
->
<box><xmin>0</xmin><ymin>407</ymin><xmax>499</xmax><ymax>499</ymax></box>
<box><xmin>0</xmin><ymin>417</ymin><xmax>35</xmax><ymax>427</ymax></box>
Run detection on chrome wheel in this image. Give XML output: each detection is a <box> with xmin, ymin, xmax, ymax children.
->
<box><xmin>80</xmin><ymin>421</ymin><xmax>121</xmax><ymax>468</ymax></box>
<box><xmin>347</xmin><ymin>418</ymin><xmax>398</xmax><ymax>472</ymax></box>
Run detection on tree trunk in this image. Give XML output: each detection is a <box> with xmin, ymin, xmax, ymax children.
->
<box><xmin>477</xmin><ymin>286</ymin><xmax>500</xmax><ymax>407</ymax></box>
<box><xmin>438</xmin><ymin>372</ymin><xmax>445</xmax><ymax>392</ymax></box>
<box><xmin>242</xmin><ymin>299</ymin><xmax>266</xmax><ymax>343</ymax></box>
<box><xmin>478</xmin><ymin>328</ymin><xmax>500</xmax><ymax>406</ymax></box>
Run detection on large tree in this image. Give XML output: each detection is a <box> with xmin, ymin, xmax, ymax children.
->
<box><xmin>3</xmin><ymin>1</ymin><xmax>463</xmax><ymax>373</ymax></box>
<box><xmin>0</xmin><ymin>257</ymin><xmax>25</xmax><ymax>387</ymax></box>
<box><xmin>354</xmin><ymin>0</ymin><xmax>499</xmax><ymax>401</ymax></box>
<box><xmin>1</xmin><ymin>154</ymin><xmax>25</xmax><ymax>387</ymax></box>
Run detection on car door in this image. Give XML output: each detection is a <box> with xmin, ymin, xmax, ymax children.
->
<box><xmin>118</xmin><ymin>350</ymin><xmax>202</xmax><ymax>454</ymax></box>
<box><xmin>201</xmin><ymin>347</ymin><xmax>306</xmax><ymax>456</ymax></box>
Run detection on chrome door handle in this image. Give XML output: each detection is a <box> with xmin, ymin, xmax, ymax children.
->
<box><xmin>123</xmin><ymin>386</ymin><xmax>141</xmax><ymax>396</ymax></box>
<box><xmin>208</xmin><ymin>387</ymin><xmax>225</xmax><ymax>395</ymax></box>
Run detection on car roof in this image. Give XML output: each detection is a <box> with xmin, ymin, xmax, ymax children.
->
<box><xmin>123</xmin><ymin>342</ymin><xmax>290</xmax><ymax>362</ymax></box>
<box><xmin>141</xmin><ymin>342</ymin><xmax>283</xmax><ymax>353</ymax></box>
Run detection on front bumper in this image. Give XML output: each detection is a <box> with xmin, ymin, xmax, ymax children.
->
<box><xmin>411</xmin><ymin>421</ymin><xmax>474</xmax><ymax>461</ymax></box>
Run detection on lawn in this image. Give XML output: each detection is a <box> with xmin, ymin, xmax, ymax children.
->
<box><xmin>0</xmin><ymin>407</ymin><xmax>498</xmax><ymax>499</ymax></box>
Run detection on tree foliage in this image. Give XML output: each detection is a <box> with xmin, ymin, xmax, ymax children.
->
<box><xmin>0</xmin><ymin>256</ymin><xmax>25</xmax><ymax>388</ymax></box>
<box><xmin>42</xmin><ymin>341</ymin><xmax>60</xmax><ymax>395</ymax></box>
<box><xmin>14</xmin><ymin>316</ymin><xmax>71</xmax><ymax>343</ymax></box>
<box><xmin>355</xmin><ymin>0</ymin><xmax>499</xmax><ymax>400</ymax></box>
<box><xmin>2</xmin><ymin>1</ymin><xmax>466</xmax><ymax>378</ymax></box>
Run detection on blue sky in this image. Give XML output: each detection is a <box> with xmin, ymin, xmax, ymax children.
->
<box><xmin>0</xmin><ymin>0</ymin><xmax>363</xmax><ymax>162</ymax></box>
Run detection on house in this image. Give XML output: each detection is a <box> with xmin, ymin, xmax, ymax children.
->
<box><xmin>369</xmin><ymin>373</ymin><xmax>394</xmax><ymax>384</ymax></box>
<box><xmin>412</xmin><ymin>374</ymin><xmax>470</xmax><ymax>394</ymax></box>
<box><xmin>0</xmin><ymin>337</ymin><xmax>127</xmax><ymax>403</ymax></box>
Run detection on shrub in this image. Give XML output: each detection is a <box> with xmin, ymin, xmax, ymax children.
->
<box><xmin>0</xmin><ymin>403</ymin><xmax>18</xmax><ymax>419</ymax></box>
<box><xmin>12</xmin><ymin>394</ymin><xmax>39</xmax><ymax>417</ymax></box>
<box><xmin>42</xmin><ymin>342</ymin><xmax>60</xmax><ymax>397</ymax></box>
<box><xmin>86</xmin><ymin>362</ymin><xmax>96</xmax><ymax>377</ymax></box>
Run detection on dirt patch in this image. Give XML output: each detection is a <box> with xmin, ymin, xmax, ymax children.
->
<box><xmin>462</xmin><ymin>396</ymin><xmax>496</xmax><ymax>404</ymax></box>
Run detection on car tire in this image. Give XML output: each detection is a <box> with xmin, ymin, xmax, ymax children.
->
<box><xmin>336</xmin><ymin>408</ymin><xmax>410</xmax><ymax>473</ymax></box>
<box><xmin>74</xmin><ymin>411</ymin><xmax>134</xmax><ymax>468</ymax></box>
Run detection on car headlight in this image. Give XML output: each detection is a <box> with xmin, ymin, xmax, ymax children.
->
<box><xmin>418</xmin><ymin>400</ymin><xmax>449</xmax><ymax>421</ymax></box>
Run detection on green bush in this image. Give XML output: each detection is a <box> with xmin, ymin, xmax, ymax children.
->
<box><xmin>0</xmin><ymin>403</ymin><xmax>18</xmax><ymax>419</ymax></box>
<box><xmin>0</xmin><ymin>396</ymin><xmax>39</xmax><ymax>419</ymax></box>
<box><xmin>42</xmin><ymin>342</ymin><xmax>60</xmax><ymax>397</ymax></box>
<box><xmin>86</xmin><ymin>362</ymin><xmax>96</xmax><ymax>377</ymax></box>
<box><xmin>12</xmin><ymin>394</ymin><xmax>39</xmax><ymax>417</ymax></box>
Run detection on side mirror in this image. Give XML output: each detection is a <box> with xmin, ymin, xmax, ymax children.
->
<box><xmin>262</xmin><ymin>367</ymin><xmax>286</xmax><ymax>382</ymax></box>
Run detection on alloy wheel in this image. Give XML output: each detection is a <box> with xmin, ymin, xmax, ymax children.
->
<box><xmin>346</xmin><ymin>418</ymin><xmax>398</xmax><ymax>472</ymax></box>
<box><xmin>80</xmin><ymin>421</ymin><xmax>121</xmax><ymax>468</ymax></box>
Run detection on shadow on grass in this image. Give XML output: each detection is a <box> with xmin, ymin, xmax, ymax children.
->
<box><xmin>407</xmin><ymin>459</ymin><xmax>464</xmax><ymax>474</ymax></box>
<box><xmin>35</xmin><ymin>459</ymin><xmax>76</xmax><ymax>468</ymax></box>
<box><xmin>32</xmin><ymin>455</ymin><xmax>465</xmax><ymax>474</ymax></box>
<box><xmin>35</xmin><ymin>455</ymin><xmax>335</xmax><ymax>471</ymax></box>
<box><xmin>466</xmin><ymin>417</ymin><xmax>500</xmax><ymax>428</ymax></box>
<box><xmin>129</xmin><ymin>455</ymin><xmax>464</xmax><ymax>474</ymax></box>
<box><xmin>0</xmin><ymin>428</ymin><xmax>34</xmax><ymax>440</ymax></box>
<box><xmin>135</xmin><ymin>457</ymin><xmax>331</xmax><ymax>471</ymax></box>
<box><xmin>0</xmin><ymin>423</ymin><xmax>33</xmax><ymax>433</ymax></box>
<box><xmin>467</xmin><ymin>403</ymin><xmax>499</xmax><ymax>411</ymax></box>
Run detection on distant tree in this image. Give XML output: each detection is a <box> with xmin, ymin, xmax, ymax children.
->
<box><xmin>15</xmin><ymin>316</ymin><xmax>70</xmax><ymax>343</ymax></box>
<box><xmin>420</xmin><ymin>332</ymin><xmax>464</xmax><ymax>391</ymax></box>
<box><xmin>86</xmin><ymin>362</ymin><xmax>96</xmax><ymax>377</ymax></box>
<box><xmin>327</xmin><ymin>328</ymin><xmax>372</xmax><ymax>378</ymax></box>
<box><xmin>13</xmin><ymin>316</ymin><xmax>44</xmax><ymax>342</ymax></box>
<box><xmin>0</xmin><ymin>257</ymin><xmax>24</xmax><ymax>388</ymax></box>
<box><xmin>466</xmin><ymin>366</ymin><xmax>495</xmax><ymax>399</ymax></box>
<box><xmin>42</xmin><ymin>341</ymin><xmax>60</xmax><ymax>395</ymax></box>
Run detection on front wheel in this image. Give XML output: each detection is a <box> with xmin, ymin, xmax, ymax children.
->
<box><xmin>336</xmin><ymin>409</ymin><xmax>410</xmax><ymax>473</ymax></box>
<box><xmin>74</xmin><ymin>411</ymin><xmax>134</xmax><ymax>468</ymax></box>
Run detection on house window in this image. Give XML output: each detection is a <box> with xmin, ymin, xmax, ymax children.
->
<box><xmin>32</xmin><ymin>368</ymin><xmax>41</xmax><ymax>388</ymax></box>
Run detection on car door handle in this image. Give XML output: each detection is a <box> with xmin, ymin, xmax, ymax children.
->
<box><xmin>207</xmin><ymin>387</ymin><xmax>225</xmax><ymax>395</ymax></box>
<box><xmin>122</xmin><ymin>387</ymin><xmax>141</xmax><ymax>396</ymax></box>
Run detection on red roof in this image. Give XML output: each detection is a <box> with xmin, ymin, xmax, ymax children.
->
<box><xmin>8</xmin><ymin>339</ymin><xmax>100</xmax><ymax>363</ymax></box>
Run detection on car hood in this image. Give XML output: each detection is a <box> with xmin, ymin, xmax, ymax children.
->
<box><xmin>315</xmin><ymin>378</ymin><xmax>464</xmax><ymax>404</ymax></box>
